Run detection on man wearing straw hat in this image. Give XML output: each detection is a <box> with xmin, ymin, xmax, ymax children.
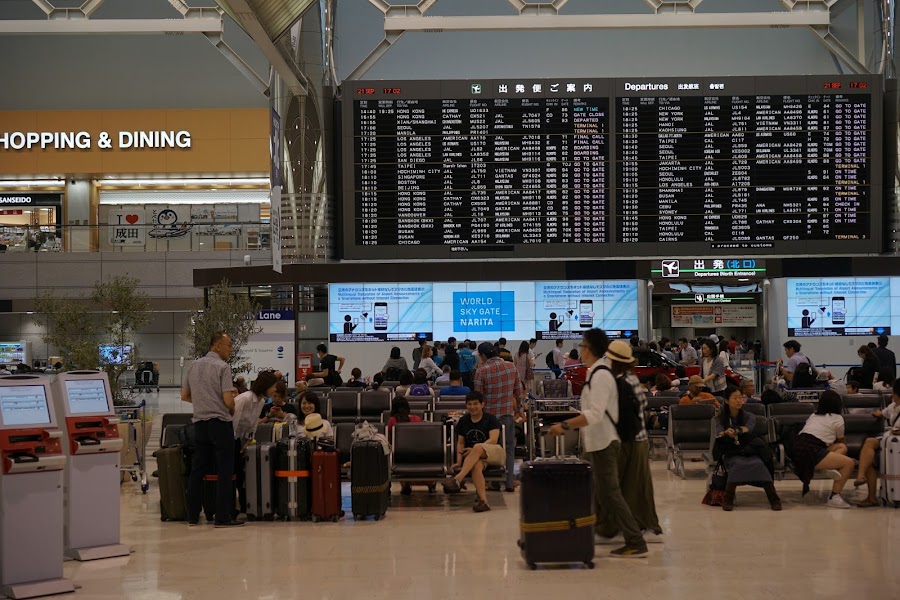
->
<box><xmin>547</xmin><ymin>329</ymin><xmax>648</xmax><ymax>559</ymax></box>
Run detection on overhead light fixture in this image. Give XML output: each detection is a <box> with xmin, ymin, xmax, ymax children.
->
<box><xmin>738</xmin><ymin>278</ymin><xmax>750</xmax><ymax>282</ymax></box>
<box><xmin>100</xmin><ymin>177</ymin><xmax>269</xmax><ymax>187</ymax></box>
<box><xmin>0</xmin><ymin>179</ymin><xmax>65</xmax><ymax>187</ymax></box>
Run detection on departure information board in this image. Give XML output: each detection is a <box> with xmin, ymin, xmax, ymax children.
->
<box><xmin>341</xmin><ymin>76</ymin><xmax>881</xmax><ymax>259</ymax></box>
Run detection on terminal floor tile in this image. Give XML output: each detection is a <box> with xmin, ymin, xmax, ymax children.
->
<box><xmin>69</xmin><ymin>390</ymin><xmax>900</xmax><ymax>600</ymax></box>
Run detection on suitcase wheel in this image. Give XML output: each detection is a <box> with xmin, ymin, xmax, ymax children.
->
<box><xmin>311</xmin><ymin>515</ymin><xmax>320</xmax><ymax>523</ymax></box>
<box><xmin>331</xmin><ymin>515</ymin><xmax>340</xmax><ymax>522</ymax></box>
<box><xmin>586</xmin><ymin>562</ymin><xmax>595</xmax><ymax>570</ymax></box>
<box><xmin>373</xmin><ymin>515</ymin><xmax>380</xmax><ymax>522</ymax></box>
<box><xmin>354</xmin><ymin>514</ymin><xmax>364</xmax><ymax>521</ymax></box>
<box><xmin>516</xmin><ymin>540</ymin><xmax>524</xmax><ymax>549</ymax></box>
<box><xmin>528</xmin><ymin>563</ymin><xmax>537</xmax><ymax>571</ymax></box>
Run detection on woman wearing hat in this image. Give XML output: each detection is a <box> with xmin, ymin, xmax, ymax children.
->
<box><xmin>603</xmin><ymin>340</ymin><xmax>664</xmax><ymax>544</ymax></box>
<box><xmin>299</xmin><ymin>391</ymin><xmax>332</xmax><ymax>439</ymax></box>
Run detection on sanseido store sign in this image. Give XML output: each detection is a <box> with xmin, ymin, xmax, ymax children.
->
<box><xmin>0</xmin><ymin>130</ymin><xmax>191</xmax><ymax>151</ymax></box>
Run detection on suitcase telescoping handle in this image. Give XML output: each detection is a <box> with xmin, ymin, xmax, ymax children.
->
<box><xmin>537</xmin><ymin>425</ymin><xmax>563</xmax><ymax>458</ymax></box>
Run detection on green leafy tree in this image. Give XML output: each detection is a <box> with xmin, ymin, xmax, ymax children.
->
<box><xmin>185</xmin><ymin>280</ymin><xmax>262</xmax><ymax>374</ymax></box>
<box><xmin>33</xmin><ymin>275</ymin><xmax>151</xmax><ymax>405</ymax></box>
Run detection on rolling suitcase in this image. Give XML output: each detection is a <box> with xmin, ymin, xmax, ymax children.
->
<box><xmin>311</xmin><ymin>448</ymin><xmax>344</xmax><ymax>522</ymax></box>
<box><xmin>255</xmin><ymin>423</ymin><xmax>275</xmax><ymax>444</ymax></box>
<box><xmin>880</xmin><ymin>433</ymin><xmax>900</xmax><ymax>508</ymax></box>
<box><xmin>154</xmin><ymin>446</ymin><xmax>188</xmax><ymax>522</ymax></box>
<box><xmin>275</xmin><ymin>437</ymin><xmax>314</xmax><ymax>520</ymax></box>
<box><xmin>245</xmin><ymin>442</ymin><xmax>276</xmax><ymax>520</ymax></box>
<box><xmin>350</xmin><ymin>440</ymin><xmax>390</xmax><ymax>521</ymax></box>
<box><xmin>518</xmin><ymin>436</ymin><xmax>595</xmax><ymax>570</ymax></box>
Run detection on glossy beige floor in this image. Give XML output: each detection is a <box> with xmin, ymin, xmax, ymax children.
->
<box><xmin>69</xmin><ymin>393</ymin><xmax>900</xmax><ymax>600</ymax></box>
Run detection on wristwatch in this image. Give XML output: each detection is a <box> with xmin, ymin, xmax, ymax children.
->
<box><xmin>561</xmin><ymin>421</ymin><xmax>571</xmax><ymax>431</ymax></box>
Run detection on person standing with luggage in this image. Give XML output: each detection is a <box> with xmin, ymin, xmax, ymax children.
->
<box><xmin>182</xmin><ymin>332</ymin><xmax>244</xmax><ymax>528</ymax></box>
<box><xmin>232</xmin><ymin>371</ymin><xmax>280</xmax><ymax>518</ymax></box>
<box><xmin>474</xmin><ymin>342</ymin><xmax>522</xmax><ymax>493</ymax></box>
<box><xmin>547</xmin><ymin>329</ymin><xmax>648</xmax><ymax>558</ymax></box>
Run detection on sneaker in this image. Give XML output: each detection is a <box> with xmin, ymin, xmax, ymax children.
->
<box><xmin>473</xmin><ymin>500</ymin><xmax>491</xmax><ymax>513</ymax></box>
<box><xmin>825</xmin><ymin>469</ymin><xmax>843</xmax><ymax>481</ymax></box>
<box><xmin>609</xmin><ymin>545</ymin><xmax>648</xmax><ymax>559</ymax></box>
<box><xmin>642</xmin><ymin>531</ymin><xmax>664</xmax><ymax>544</ymax></box>
<box><xmin>503</xmin><ymin>486</ymin><xmax>515</xmax><ymax>493</ymax></box>
<box><xmin>594</xmin><ymin>533</ymin><xmax>624</xmax><ymax>546</ymax></box>
<box><xmin>826</xmin><ymin>494</ymin><xmax>852</xmax><ymax>509</ymax></box>
<box><xmin>188</xmin><ymin>520</ymin><xmax>200</xmax><ymax>527</ymax></box>
<box><xmin>214</xmin><ymin>520</ymin><xmax>246</xmax><ymax>528</ymax></box>
<box><xmin>442</xmin><ymin>478</ymin><xmax>461</xmax><ymax>494</ymax></box>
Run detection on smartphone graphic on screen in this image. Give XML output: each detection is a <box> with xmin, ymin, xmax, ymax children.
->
<box><xmin>374</xmin><ymin>302</ymin><xmax>388</xmax><ymax>330</ymax></box>
<box><xmin>579</xmin><ymin>300</ymin><xmax>594</xmax><ymax>328</ymax></box>
<box><xmin>831</xmin><ymin>297</ymin><xmax>846</xmax><ymax>325</ymax></box>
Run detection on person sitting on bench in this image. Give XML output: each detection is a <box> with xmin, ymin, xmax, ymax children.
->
<box><xmin>442</xmin><ymin>391</ymin><xmax>504</xmax><ymax>513</ymax></box>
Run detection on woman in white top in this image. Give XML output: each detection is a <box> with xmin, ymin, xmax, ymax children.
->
<box><xmin>233</xmin><ymin>371</ymin><xmax>280</xmax><ymax>445</ymax></box>
<box><xmin>791</xmin><ymin>390</ymin><xmax>855</xmax><ymax>509</ymax></box>
<box><xmin>418</xmin><ymin>344</ymin><xmax>443</xmax><ymax>381</ymax></box>
<box><xmin>853</xmin><ymin>378</ymin><xmax>900</xmax><ymax>507</ymax></box>
<box><xmin>232</xmin><ymin>370</ymin><xmax>279</xmax><ymax>517</ymax></box>
<box><xmin>700</xmin><ymin>339</ymin><xmax>727</xmax><ymax>394</ymax></box>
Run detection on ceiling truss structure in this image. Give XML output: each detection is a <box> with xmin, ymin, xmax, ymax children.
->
<box><xmin>0</xmin><ymin>0</ymin><xmax>272</xmax><ymax>96</ymax></box>
<box><xmin>347</xmin><ymin>0</ymin><xmax>881</xmax><ymax>81</ymax></box>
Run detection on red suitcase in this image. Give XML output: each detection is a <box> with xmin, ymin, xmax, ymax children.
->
<box><xmin>311</xmin><ymin>449</ymin><xmax>344</xmax><ymax>522</ymax></box>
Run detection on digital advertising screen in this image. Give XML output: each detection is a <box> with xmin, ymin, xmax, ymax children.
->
<box><xmin>329</xmin><ymin>283</ymin><xmax>433</xmax><ymax>342</ymax></box>
<box><xmin>786</xmin><ymin>277</ymin><xmax>896</xmax><ymax>337</ymax></box>
<box><xmin>329</xmin><ymin>280</ymin><xmax>639</xmax><ymax>342</ymax></box>
<box><xmin>65</xmin><ymin>379</ymin><xmax>111</xmax><ymax>415</ymax></box>
<box><xmin>99</xmin><ymin>344</ymin><xmax>132</xmax><ymax>365</ymax></box>
<box><xmin>534</xmin><ymin>281</ymin><xmax>639</xmax><ymax>340</ymax></box>
<box><xmin>0</xmin><ymin>385</ymin><xmax>51</xmax><ymax>426</ymax></box>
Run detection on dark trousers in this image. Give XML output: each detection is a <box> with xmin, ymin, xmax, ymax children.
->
<box><xmin>234</xmin><ymin>440</ymin><xmax>246</xmax><ymax>514</ymax></box>
<box><xmin>188</xmin><ymin>418</ymin><xmax>235</xmax><ymax>524</ymax></box>
<box><xmin>461</xmin><ymin>371</ymin><xmax>474</xmax><ymax>389</ymax></box>
<box><xmin>586</xmin><ymin>441</ymin><xmax>646</xmax><ymax>550</ymax></box>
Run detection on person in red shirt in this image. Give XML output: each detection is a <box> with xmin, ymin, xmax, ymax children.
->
<box><xmin>728</xmin><ymin>336</ymin><xmax>738</xmax><ymax>355</ymax></box>
<box><xmin>474</xmin><ymin>341</ymin><xmax>522</xmax><ymax>492</ymax></box>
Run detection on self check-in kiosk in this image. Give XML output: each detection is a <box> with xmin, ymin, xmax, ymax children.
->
<box><xmin>0</xmin><ymin>374</ymin><xmax>74</xmax><ymax>599</ymax></box>
<box><xmin>52</xmin><ymin>371</ymin><xmax>129</xmax><ymax>562</ymax></box>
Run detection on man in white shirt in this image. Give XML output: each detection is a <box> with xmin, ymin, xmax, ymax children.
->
<box><xmin>547</xmin><ymin>328</ymin><xmax>648</xmax><ymax>559</ymax></box>
<box><xmin>678</xmin><ymin>338</ymin><xmax>697</xmax><ymax>366</ymax></box>
<box><xmin>551</xmin><ymin>340</ymin><xmax>566</xmax><ymax>378</ymax></box>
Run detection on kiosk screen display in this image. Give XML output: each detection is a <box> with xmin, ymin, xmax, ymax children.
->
<box><xmin>0</xmin><ymin>385</ymin><xmax>51</xmax><ymax>426</ymax></box>
<box><xmin>65</xmin><ymin>379</ymin><xmax>111</xmax><ymax>414</ymax></box>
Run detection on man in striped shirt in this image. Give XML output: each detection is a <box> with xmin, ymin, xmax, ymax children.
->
<box><xmin>474</xmin><ymin>341</ymin><xmax>522</xmax><ymax>492</ymax></box>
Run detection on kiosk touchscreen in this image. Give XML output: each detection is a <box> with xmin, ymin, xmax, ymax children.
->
<box><xmin>0</xmin><ymin>375</ymin><xmax>73</xmax><ymax>600</ymax></box>
<box><xmin>52</xmin><ymin>371</ymin><xmax>129</xmax><ymax>562</ymax></box>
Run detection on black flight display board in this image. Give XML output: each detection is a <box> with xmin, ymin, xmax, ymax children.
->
<box><xmin>341</xmin><ymin>76</ymin><xmax>881</xmax><ymax>260</ymax></box>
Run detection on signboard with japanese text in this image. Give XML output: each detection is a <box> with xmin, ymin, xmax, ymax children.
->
<box><xmin>107</xmin><ymin>209</ymin><xmax>146</xmax><ymax>246</ymax></box>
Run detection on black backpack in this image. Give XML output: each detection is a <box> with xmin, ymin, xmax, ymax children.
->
<box><xmin>792</xmin><ymin>358</ymin><xmax>816</xmax><ymax>388</ymax></box>
<box><xmin>546</xmin><ymin>352</ymin><xmax>555</xmax><ymax>369</ymax></box>
<box><xmin>384</xmin><ymin>367</ymin><xmax>404</xmax><ymax>381</ymax></box>
<box><xmin>587</xmin><ymin>365</ymin><xmax>642</xmax><ymax>443</ymax></box>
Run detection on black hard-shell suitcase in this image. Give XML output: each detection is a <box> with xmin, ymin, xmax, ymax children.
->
<box><xmin>518</xmin><ymin>451</ymin><xmax>595</xmax><ymax>570</ymax></box>
<box><xmin>245</xmin><ymin>442</ymin><xmax>277</xmax><ymax>520</ymax></box>
<box><xmin>350</xmin><ymin>440</ymin><xmax>390</xmax><ymax>521</ymax></box>
<box><xmin>154</xmin><ymin>446</ymin><xmax>188</xmax><ymax>521</ymax></box>
<box><xmin>274</xmin><ymin>437</ymin><xmax>315</xmax><ymax>520</ymax></box>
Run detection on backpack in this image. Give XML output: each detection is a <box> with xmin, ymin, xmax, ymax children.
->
<box><xmin>587</xmin><ymin>366</ymin><xmax>642</xmax><ymax>443</ymax></box>
<box><xmin>384</xmin><ymin>367</ymin><xmax>404</xmax><ymax>382</ymax></box>
<box><xmin>408</xmin><ymin>383</ymin><xmax>431</xmax><ymax>397</ymax></box>
<box><xmin>792</xmin><ymin>357</ymin><xmax>817</xmax><ymax>388</ymax></box>
<box><xmin>546</xmin><ymin>352</ymin><xmax>556</xmax><ymax>369</ymax></box>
